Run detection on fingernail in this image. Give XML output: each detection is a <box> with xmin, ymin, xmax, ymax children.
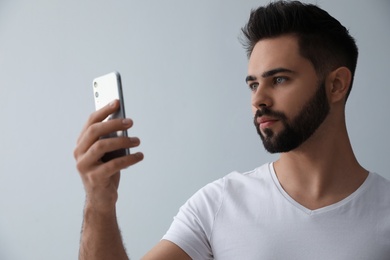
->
<box><xmin>122</xmin><ymin>118</ymin><xmax>132</xmax><ymax>125</ymax></box>
<box><xmin>130</xmin><ymin>137</ymin><xmax>139</xmax><ymax>143</ymax></box>
<box><xmin>109</xmin><ymin>100</ymin><xmax>116</xmax><ymax>107</ymax></box>
<box><xmin>135</xmin><ymin>152</ymin><xmax>144</xmax><ymax>159</ymax></box>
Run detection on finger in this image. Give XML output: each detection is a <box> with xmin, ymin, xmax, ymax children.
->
<box><xmin>76</xmin><ymin>136</ymin><xmax>140</xmax><ymax>173</ymax></box>
<box><xmin>77</xmin><ymin>100</ymin><xmax>120</xmax><ymax>144</ymax></box>
<box><xmin>85</xmin><ymin>136</ymin><xmax>140</xmax><ymax>168</ymax></box>
<box><xmin>74</xmin><ymin>118</ymin><xmax>133</xmax><ymax>159</ymax></box>
<box><xmin>97</xmin><ymin>152</ymin><xmax>144</xmax><ymax>177</ymax></box>
<box><xmin>83</xmin><ymin>152</ymin><xmax>144</xmax><ymax>182</ymax></box>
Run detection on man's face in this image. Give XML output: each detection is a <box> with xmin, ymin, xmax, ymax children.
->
<box><xmin>253</xmin><ymin>80</ymin><xmax>330</xmax><ymax>153</ymax></box>
<box><xmin>246</xmin><ymin>35</ymin><xmax>330</xmax><ymax>153</ymax></box>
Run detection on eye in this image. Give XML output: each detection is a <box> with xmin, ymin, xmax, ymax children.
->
<box><xmin>248</xmin><ymin>83</ymin><xmax>258</xmax><ymax>91</ymax></box>
<box><xmin>273</xmin><ymin>76</ymin><xmax>287</xmax><ymax>85</ymax></box>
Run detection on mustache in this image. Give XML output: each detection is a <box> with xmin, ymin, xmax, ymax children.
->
<box><xmin>254</xmin><ymin>107</ymin><xmax>288</xmax><ymax>122</ymax></box>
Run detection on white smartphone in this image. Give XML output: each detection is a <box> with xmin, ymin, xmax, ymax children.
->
<box><xmin>93</xmin><ymin>71</ymin><xmax>130</xmax><ymax>162</ymax></box>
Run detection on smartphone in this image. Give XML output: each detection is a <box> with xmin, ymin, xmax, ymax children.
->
<box><xmin>93</xmin><ymin>71</ymin><xmax>130</xmax><ymax>162</ymax></box>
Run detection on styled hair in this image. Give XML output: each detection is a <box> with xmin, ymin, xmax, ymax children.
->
<box><xmin>241</xmin><ymin>1</ymin><xmax>358</xmax><ymax>100</ymax></box>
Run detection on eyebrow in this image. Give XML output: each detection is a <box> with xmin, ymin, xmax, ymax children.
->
<box><xmin>245</xmin><ymin>68</ymin><xmax>295</xmax><ymax>83</ymax></box>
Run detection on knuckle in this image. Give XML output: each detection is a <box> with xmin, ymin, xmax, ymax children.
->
<box><xmin>103</xmin><ymin>157</ymin><xmax>126</xmax><ymax>172</ymax></box>
<box><xmin>73</xmin><ymin>147</ymin><xmax>79</xmax><ymax>160</ymax></box>
<box><xmin>101</xmin><ymin>162</ymin><xmax>116</xmax><ymax>174</ymax></box>
<box><xmin>76</xmin><ymin>162</ymin><xmax>83</xmax><ymax>173</ymax></box>
<box><xmin>90</xmin><ymin>140</ymin><xmax>107</xmax><ymax>156</ymax></box>
<box><xmin>75</xmin><ymin>156</ymin><xmax>87</xmax><ymax>174</ymax></box>
<box><xmin>87</xmin><ymin>111</ymin><xmax>98</xmax><ymax>124</ymax></box>
<box><xmin>87</xmin><ymin>123</ymin><xmax>100</xmax><ymax>138</ymax></box>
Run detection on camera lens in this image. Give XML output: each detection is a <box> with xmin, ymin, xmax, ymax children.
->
<box><xmin>94</xmin><ymin>81</ymin><xmax>98</xmax><ymax>88</ymax></box>
<box><xmin>95</xmin><ymin>92</ymin><xmax>99</xmax><ymax>98</ymax></box>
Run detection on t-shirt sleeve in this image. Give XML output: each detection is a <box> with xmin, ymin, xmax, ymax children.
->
<box><xmin>162</xmin><ymin>178</ymin><xmax>225</xmax><ymax>259</ymax></box>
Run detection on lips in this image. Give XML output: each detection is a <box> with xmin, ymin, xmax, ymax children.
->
<box><xmin>256</xmin><ymin>117</ymin><xmax>278</xmax><ymax>128</ymax></box>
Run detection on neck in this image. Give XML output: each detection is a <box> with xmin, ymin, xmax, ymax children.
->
<box><xmin>273</xmin><ymin>115</ymin><xmax>368</xmax><ymax>210</ymax></box>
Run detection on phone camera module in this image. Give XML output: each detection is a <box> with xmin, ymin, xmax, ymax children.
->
<box><xmin>95</xmin><ymin>92</ymin><xmax>99</xmax><ymax>98</ymax></box>
<box><xmin>94</xmin><ymin>82</ymin><xmax>98</xmax><ymax>88</ymax></box>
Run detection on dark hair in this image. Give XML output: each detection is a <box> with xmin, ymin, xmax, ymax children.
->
<box><xmin>241</xmin><ymin>1</ymin><xmax>358</xmax><ymax>100</ymax></box>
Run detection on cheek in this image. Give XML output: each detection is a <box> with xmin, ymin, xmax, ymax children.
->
<box><xmin>286</xmin><ymin>101</ymin><xmax>304</xmax><ymax>118</ymax></box>
<box><xmin>251</xmin><ymin>106</ymin><xmax>257</xmax><ymax>115</ymax></box>
<box><xmin>278</xmin><ymin>87</ymin><xmax>312</xmax><ymax>117</ymax></box>
<box><xmin>251</xmin><ymin>96</ymin><xmax>257</xmax><ymax>114</ymax></box>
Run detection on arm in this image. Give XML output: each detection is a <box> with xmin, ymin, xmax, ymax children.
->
<box><xmin>74</xmin><ymin>100</ymin><xmax>190</xmax><ymax>260</ymax></box>
<box><xmin>142</xmin><ymin>240</ymin><xmax>191</xmax><ymax>260</ymax></box>
<box><xmin>79</xmin><ymin>205</ymin><xmax>128</xmax><ymax>259</ymax></box>
<box><xmin>74</xmin><ymin>100</ymin><xmax>142</xmax><ymax>260</ymax></box>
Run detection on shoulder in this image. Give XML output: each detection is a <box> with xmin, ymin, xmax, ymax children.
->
<box><xmin>371</xmin><ymin>172</ymin><xmax>390</xmax><ymax>185</ymax></box>
<box><xmin>220</xmin><ymin>162</ymin><xmax>274</xmax><ymax>194</ymax></box>
<box><xmin>365</xmin><ymin>172</ymin><xmax>390</xmax><ymax>193</ymax></box>
<box><xmin>354</xmin><ymin>172</ymin><xmax>390</xmax><ymax>216</ymax></box>
<box><xmin>197</xmin><ymin>163</ymin><xmax>273</xmax><ymax>197</ymax></box>
<box><xmin>364</xmin><ymin>172</ymin><xmax>390</xmax><ymax>201</ymax></box>
<box><xmin>161</xmin><ymin>163</ymin><xmax>273</xmax><ymax>259</ymax></box>
<box><xmin>182</xmin><ymin>162</ymin><xmax>273</xmax><ymax>210</ymax></box>
<box><xmin>185</xmin><ymin>163</ymin><xmax>275</xmax><ymax>215</ymax></box>
<box><xmin>222</xmin><ymin>162</ymin><xmax>273</xmax><ymax>185</ymax></box>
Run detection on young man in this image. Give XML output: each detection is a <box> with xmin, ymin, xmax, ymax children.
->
<box><xmin>74</xmin><ymin>1</ymin><xmax>390</xmax><ymax>259</ymax></box>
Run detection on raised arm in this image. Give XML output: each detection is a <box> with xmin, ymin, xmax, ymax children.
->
<box><xmin>74</xmin><ymin>100</ymin><xmax>143</xmax><ymax>259</ymax></box>
<box><xmin>74</xmin><ymin>100</ymin><xmax>191</xmax><ymax>260</ymax></box>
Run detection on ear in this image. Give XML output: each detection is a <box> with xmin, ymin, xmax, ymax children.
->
<box><xmin>326</xmin><ymin>67</ymin><xmax>352</xmax><ymax>103</ymax></box>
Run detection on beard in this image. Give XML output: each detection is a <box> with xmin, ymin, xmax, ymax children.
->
<box><xmin>253</xmin><ymin>81</ymin><xmax>330</xmax><ymax>153</ymax></box>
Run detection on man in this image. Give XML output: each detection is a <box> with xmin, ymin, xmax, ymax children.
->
<box><xmin>74</xmin><ymin>1</ymin><xmax>390</xmax><ymax>259</ymax></box>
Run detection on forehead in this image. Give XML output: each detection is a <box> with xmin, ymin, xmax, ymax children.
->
<box><xmin>248</xmin><ymin>35</ymin><xmax>313</xmax><ymax>75</ymax></box>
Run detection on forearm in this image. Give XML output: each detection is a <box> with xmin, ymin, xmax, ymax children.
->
<box><xmin>74</xmin><ymin>101</ymin><xmax>144</xmax><ymax>260</ymax></box>
<box><xmin>79</xmin><ymin>204</ymin><xmax>129</xmax><ymax>260</ymax></box>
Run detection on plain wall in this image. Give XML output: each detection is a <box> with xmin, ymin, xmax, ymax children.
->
<box><xmin>0</xmin><ymin>0</ymin><xmax>389</xmax><ymax>259</ymax></box>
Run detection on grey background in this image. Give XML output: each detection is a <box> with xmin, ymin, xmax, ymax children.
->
<box><xmin>0</xmin><ymin>0</ymin><xmax>389</xmax><ymax>259</ymax></box>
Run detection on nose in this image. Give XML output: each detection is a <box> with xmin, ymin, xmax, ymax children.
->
<box><xmin>251</xmin><ymin>84</ymin><xmax>272</xmax><ymax>111</ymax></box>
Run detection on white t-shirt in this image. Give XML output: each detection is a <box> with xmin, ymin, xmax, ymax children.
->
<box><xmin>163</xmin><ymin>163</ymin><xmax>390</xmax><ymax>259</ymax></box>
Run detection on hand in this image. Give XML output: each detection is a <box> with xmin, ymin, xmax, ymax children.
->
<box><xmin>74</xmin><ymin>100</ymin><xmax>143</xmax><ymax>212</ymax></box>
